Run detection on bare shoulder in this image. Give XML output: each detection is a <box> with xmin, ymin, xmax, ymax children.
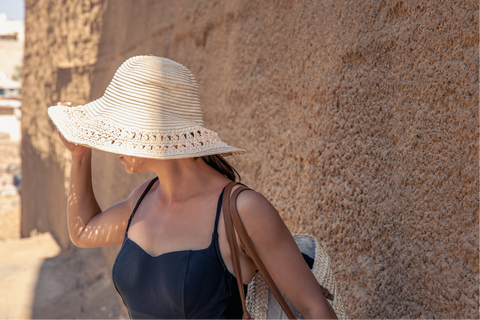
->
<box><xmin>76</xmin><ymin>177</ymin><xmax>159</xmax><ymax>248</ymax></box>
<box><xmin>124</xmin><ymin>177</ymin><xmax>158</xmax><ymax>211</ymax></box>
<box><xmin>234</xmin><ymin>188</ymin><xmax>290</xmax><ymax>244</ymax></box>
<box><xmin>235</xmin><ymin>188</ymin><xmax>277</xmax><ymax>219</ymax></box>
<box><xmin>123</xmin><ymin>178</ymin><xmax>158</xmax><ymax>212</ymax></box>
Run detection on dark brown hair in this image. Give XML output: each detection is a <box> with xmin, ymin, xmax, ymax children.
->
<box><xmin>202</xmin><ymin>154</ymin><xmax>241</xmax><ymax>182</ymax></box>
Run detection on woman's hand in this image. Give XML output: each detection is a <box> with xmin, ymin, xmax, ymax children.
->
<box><xmin>57</xmin><ymin>102</ymin><xmax>90</xmax><ymax>157</ymax></box>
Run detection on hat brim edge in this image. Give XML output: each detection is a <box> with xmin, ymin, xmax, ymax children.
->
<box><xmin>48</xmin><ymin>105</ymin><xmax>246</xmax><ymax>159</ymax></box>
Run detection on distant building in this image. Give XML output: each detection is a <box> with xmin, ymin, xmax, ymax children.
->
<box><xmin>0</xmin><ymin>71</ymin><xmax>21</xmax><ymax>98</ymax></box>
<box><xmin>0</xmin><ymin>13</ymin><xmax>24</xmax><ymax>42</ymax></box>
<box><xmin>0</xmin><ymin>96</ymin><xmax>21</xmax><ymax>142</ymax></box>
<box><xmin>0</xmin><ymin>12</ymin><xmax>23</xmax><ymax>142</ymax></box>
<box><xmin>0</xmin><ymin>13</ymin><xmax>24</xmax><ymax>81</ymax></box>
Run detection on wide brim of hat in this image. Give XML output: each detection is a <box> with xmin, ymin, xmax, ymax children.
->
<box><xmin>48</xmin><ymin>103</ymin><xmax>246</xmax><ymax>159</ymax></box>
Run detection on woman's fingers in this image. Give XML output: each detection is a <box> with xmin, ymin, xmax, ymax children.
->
<box><xmin>55</xmin><ymin>102</ymin><xmax>89</xmax><ymax>156</ymax></box>
<box><xmin>58</xmin><ymin>131</ymin><xmax>66</xmax><ymax>142</ymax></box>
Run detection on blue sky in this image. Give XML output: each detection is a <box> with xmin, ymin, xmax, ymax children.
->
<box><xmin>0</xmin><ymin>0</ymin><xmax>24</xmax><ymax>20</ymax></box>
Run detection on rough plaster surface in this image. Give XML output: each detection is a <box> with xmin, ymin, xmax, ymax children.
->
<box><xmin>21</xmin><ymin>0</ymin><xmax>478</xmax><ymax>318</ymax></box>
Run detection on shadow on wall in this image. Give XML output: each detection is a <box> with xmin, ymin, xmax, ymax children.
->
<box><xmin>20</xmin><ymin>132</ymin><xmax>70</xmax><ymax>248</ymax></box>
<box><xmin>30</xmin><ymin>246</ymin><xmax>128</xmax><ymax>319</ymax></box>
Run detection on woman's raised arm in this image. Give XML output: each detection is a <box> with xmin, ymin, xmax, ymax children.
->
<box><xmin>58</xmin><ymin>102</ymin><xmax>139</xmax><ymax>248</ymax></box>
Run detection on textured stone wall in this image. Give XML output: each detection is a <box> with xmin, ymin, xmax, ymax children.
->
<box><xmin>22</xmin><ymin>0</ymin><xmax>478</xmax><ymax>318</ymax></box>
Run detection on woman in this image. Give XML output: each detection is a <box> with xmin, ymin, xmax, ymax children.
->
<box><xmin>49</xmin><ymin>56</ymin><xmax>337</xmax><ymax>319</ymax></box>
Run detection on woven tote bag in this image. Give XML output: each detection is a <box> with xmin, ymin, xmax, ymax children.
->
<box><xmin>245</xmin><ymin>234</ymin><xmax>349</xmax><ymax>319</ymax></box>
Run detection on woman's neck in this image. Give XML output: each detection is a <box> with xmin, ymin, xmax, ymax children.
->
<box><xmin>149</xmin><ymin>158</ymin><xmax>230</xmax><ymax>206</ymax></box>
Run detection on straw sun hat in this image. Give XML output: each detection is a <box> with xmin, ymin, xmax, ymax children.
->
<box><xmin>48</xmin><ymin>55</ymin><xmax>245</xmax><ymax>159</ymax></box>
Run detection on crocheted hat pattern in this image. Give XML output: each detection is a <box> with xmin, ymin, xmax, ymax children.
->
<box><xmin>48</xmin><ymin>55</ymin><xmax>245</xmax><ymax>159</ymax></box>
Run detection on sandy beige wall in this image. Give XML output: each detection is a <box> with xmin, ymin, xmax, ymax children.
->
<box><xmin>21</xmin><ymin>0</ymin><xmax>478</xmax><ymax>318</ymax></box>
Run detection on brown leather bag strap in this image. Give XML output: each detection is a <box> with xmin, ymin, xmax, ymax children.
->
<box><xmin>223</xmin><ymin>182</ymin><xmax>251</xmax><ymax>320</ymax></box>
<box><xmin>227</xmin><ymin>184</ymin><xmax>297</xmax><ymax>320</ymax></box>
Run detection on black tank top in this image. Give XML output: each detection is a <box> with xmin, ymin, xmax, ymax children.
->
<box><xmin>112</xmin><ymin>177</ymin><xmax>245</xmax><ymax>319</ymax></box>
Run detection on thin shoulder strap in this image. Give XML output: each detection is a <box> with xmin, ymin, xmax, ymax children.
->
<box><xmin>126</xmin><ymin>177</ymin><xmax>159</xmax><ymax>232</ymax></box>
<box><xmin>212</xmin><ymin>187</ymin><xmax>225</xmax><ymax>234</ymax></box>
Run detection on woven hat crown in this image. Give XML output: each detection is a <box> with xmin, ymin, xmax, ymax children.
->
<box><xmin>101</xmin><ymin>56</ymin><xmax>204</xmax><ymax>129</ymax></box>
